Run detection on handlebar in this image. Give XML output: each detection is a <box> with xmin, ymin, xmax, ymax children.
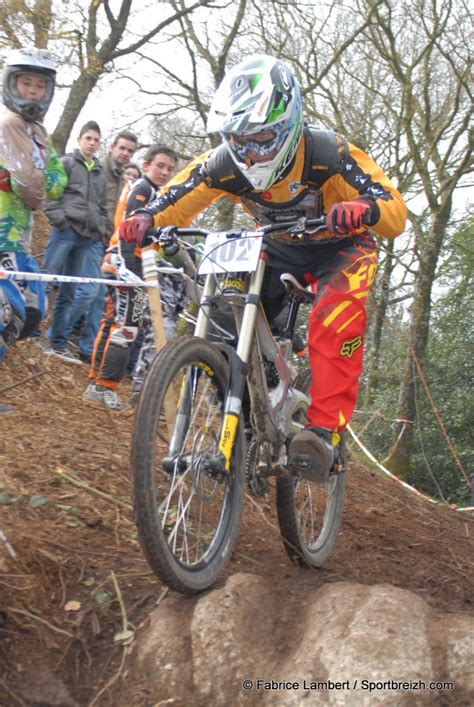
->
<box><xmin>153</xmin><ymin>216</ymin><xmax>328</xmax><ymax>245</ymax></box>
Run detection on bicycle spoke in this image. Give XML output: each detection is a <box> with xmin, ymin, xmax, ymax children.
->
<box><xmin>155</xmin><ymin>362</ymin><xmax>228</xmax><ymax>565</ymax></box>
<box><xmin>132</xmin><ymin>336</ymin><xmax>244</xmax><ymax>592</ymax></box>
<box><xmin>276</xmin><ymin>370</ymin><xmax>346</xmax><ymax>568</ymax></box>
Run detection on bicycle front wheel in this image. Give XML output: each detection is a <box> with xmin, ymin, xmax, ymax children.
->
<box><xmin>276</xmin><ymin>369</ymin><xmax>346</xmax><ymax>568</ymax></box>
<box><xmin>132</xmin><ymin>336</ymin><xmax>245</xmax><ymax>594</ymax></box>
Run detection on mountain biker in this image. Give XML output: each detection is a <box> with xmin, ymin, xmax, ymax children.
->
<box><xmin>0</xmin><ymin>47</ymin><xmax>67</xmax><ymax>411</ymax></box>
<box><xmin>118</xmin><ymin>54</ymin><xmax>407</xmax><ymax>483</ymax></box>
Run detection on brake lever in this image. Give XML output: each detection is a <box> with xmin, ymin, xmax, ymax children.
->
<box><xmin>288</xmin><ymin>216</ymin><xmax>308</xmax><ymax>239</ymax></box>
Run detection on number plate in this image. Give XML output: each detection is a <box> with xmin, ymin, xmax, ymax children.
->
<box><xmin>197</xmin><ymin>232</ymin><xmax>262</xmax><ymax>275</ymax></box>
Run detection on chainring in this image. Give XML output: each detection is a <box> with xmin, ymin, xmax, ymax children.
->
<box><xmin>245</xmin><ymin>435</ymin><xmax>271</xmax><ymax>497</ymax></box>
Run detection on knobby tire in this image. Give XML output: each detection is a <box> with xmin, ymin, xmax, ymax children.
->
<box><xmin>131</xmin><ymin>336</ymin><xmax>245</xmax><ymax>594</ymax></box>
<box><xmin>276</xmin><ymin>369</ymin><xmax>346</xmax><ymax>567</ymax></box>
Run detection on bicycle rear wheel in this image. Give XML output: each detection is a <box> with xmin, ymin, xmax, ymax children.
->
<box><xmin>132</xmin><ymin>336</ymin><xmax>245</xmax><ymax>593</ymax></box>
<box><xmin>276</xmin><ymin>369</ymin><xmax>346</xmax><ymax>567</ymax></box>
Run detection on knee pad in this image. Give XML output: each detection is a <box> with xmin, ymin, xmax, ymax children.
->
<box><xmin>0</xmin><ymin>282</ymin><xmax>25</xmax><ymax>349</ymax></box>
<box><xmin>0</xmin><ymin>294</ymin><xmax>25</xmax><ymax>353</ymax></box>
<box><xmin>16</xmin><ymin>252</ymin><xmax>47</xmax><ymax>319</ymax></box>
<box><xmin>110</xmin><ymin>325</ymin><xmax>138</xmax><ymax>348</ymax></box>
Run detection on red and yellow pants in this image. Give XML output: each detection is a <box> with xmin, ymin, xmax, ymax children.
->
<box><xmin>262</xmin><ymin>233</ymin><xmax>378</xmax><ymax>432</ymax></box>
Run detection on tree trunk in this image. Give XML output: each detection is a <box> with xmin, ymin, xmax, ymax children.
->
<box><xmin>215</xmin><ymin>198</ymin><xmax>236</xmax><ymax>230</ymax></box>
<box><xmin>52</xmin><ymin>73</ymin><xmax>101</xmax><ymax>155</ymax></box>
<box><xmin>363</xmin><ymin>239</ymin><xmax>394</xmax><ymax>406</ymax></box>
<box><xmin>388</xmin><ymin>210</ymin><xmax>450</xmax><ymax>478</ymax></box>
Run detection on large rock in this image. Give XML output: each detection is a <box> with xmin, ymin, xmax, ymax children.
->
<box><xmin>191</xmin><ymin>573</ymin><xmax>281</xmax><ymax>705</ymax></box>
<box><xmin>132</xmin><ymin>573</ymin><xmax>474</xmax><ymax>706</ymax></box>
<box><xmin>268</xmin><ymin>582</ymin><xmax>433</xmax><ymax>706</ymax></box>
<box><xmin>444</xmin><ymin>615</ymin><xmax>474</xmax><ymax>691</ymax></box>
<box><xmin>136</xmin><ymin>592</ymin><xmax>195</xmax><ymax>702</ymax></box>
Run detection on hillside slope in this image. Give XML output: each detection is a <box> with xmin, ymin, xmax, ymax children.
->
<box><xmin>1</xmin><ymin>340</ymin><xmax>472</xmax><ymax>705</ymax></box>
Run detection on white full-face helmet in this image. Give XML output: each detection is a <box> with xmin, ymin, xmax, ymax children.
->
<box><xmin>207</xmin><ymin>55</ymin><xmax>303</xmax><ymax>191</ymax></box>
<box><xmin>2</xmin><ymin>47</ymin><xmax>57</xmax><ymax>122</ymax></box>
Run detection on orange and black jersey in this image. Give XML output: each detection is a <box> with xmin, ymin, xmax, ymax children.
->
<box><xmin>125</xmin><ymin>176</ymin><xmax>159</xmax><ymax>216</ymax></box>
<box><xmin>144</xmin><ymin>128</ymin><xmax>407</xmax><ymax>241</ymax></box>
<box><xmin>110</xmin><ymin>175</ymin><xmax>160</xmax><ymax>252</ymax></box>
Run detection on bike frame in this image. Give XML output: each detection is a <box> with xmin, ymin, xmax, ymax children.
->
<box><xmin>162</xmin><ymin>217</ymin><xmax>327</xmax><ymax>475</ymax></box>
<box><xmin>193</xmin><ymin>248</ymin><xmax>308</xmax><ymax>472</ymax></box>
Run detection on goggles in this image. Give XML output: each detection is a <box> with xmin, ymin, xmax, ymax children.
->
<box><xmin>225</xmin><ymin>124</ymin><xmax>286</xmax><ymax>163</ymax></box>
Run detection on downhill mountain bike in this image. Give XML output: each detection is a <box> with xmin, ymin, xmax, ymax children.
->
<box><xmin>131</xmin><ymin>217</ymin><xmax>346</xmax><ymax>594</ymax></box>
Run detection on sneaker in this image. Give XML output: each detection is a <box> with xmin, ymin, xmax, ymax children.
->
<box><xmin>288</xmin><ymin>426</ymin><xmax>338</xmax><ymax>484</ymax></box>
<box><xmin>82</xmin><ymin>383</ymin><xmax>128</xmax><ymax>411</ymax></box>
<box><xmin>82</xmin><ymin>382</ymin><xmax>100</xmax><ymax>403</ymax></box>
<box><xmin>33</xmin><ymin>338</ymin><xmax>51</xmax><ymax>353</ymax></box>
<box><xmin>44</xmin><ymin>347</ymin><xmax>83</xmax><ymax>365</ymax></box>
<box><xmin>68</xmin><ymin>337</ymin><xmax>80</xmax><ymax>350</ymax></box>
<box><xmin>102</xmin><ymin>388</ymin><xmax>129</xmax><ymax>411</ymax></box>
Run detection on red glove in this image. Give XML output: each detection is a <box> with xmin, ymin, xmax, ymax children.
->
<box><xmin>326</xmin><ymin>199</ymin><xmax>374</xmax><ymax>235</ymax></box>
<box><xmin>118</xmin><ymin>212</ymin><xmax>154</xmax><ymax>246</ymax></box>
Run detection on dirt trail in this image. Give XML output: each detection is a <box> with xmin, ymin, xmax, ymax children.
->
<box><xmin>1</xmin><ymin>341</ymin><xmax>472</xmax><ymax>706</ymax></box>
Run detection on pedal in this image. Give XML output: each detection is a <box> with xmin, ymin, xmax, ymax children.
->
<box><xmin>288</xmin><ymin>454</ymin><xmax>329</xmax><ymax>484</ymax></box>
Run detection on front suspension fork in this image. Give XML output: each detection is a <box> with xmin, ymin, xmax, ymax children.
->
<box><xmin>167</xmin><ymin>260</ymin><xmax>265</xmax><ymax>473</ymax></box>
<box><xmin>218</xmin><ymin>259</ymin><xmax>266</xmax><ymax>470</ymax></box>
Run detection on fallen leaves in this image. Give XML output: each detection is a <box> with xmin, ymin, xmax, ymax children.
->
<box><xmin>64</xmin><ymin>600</ymin><xmax>81</xmax><ymax>612</ymax></box>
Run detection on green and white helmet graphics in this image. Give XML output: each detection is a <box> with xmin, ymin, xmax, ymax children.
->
<box><xmin>207</xmin><ymin>55</ymin><xmax>303</xmax><ymax>191</ymax></box>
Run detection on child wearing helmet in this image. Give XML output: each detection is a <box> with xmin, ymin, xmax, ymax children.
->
<box><xmin>0</xmin><ymin>47</ymin><xmax>67</xmax><ymax>411</ymax></box>
<box><xmin>119</xmin><ymin>54</ymin><xmax>407</xmax><ymax>482</ymax></box>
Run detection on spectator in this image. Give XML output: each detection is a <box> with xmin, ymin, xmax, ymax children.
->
<box><xmin>0</xmin><ymin>47</ymin><xmax>67</xmax><ymax>412</ymax></box>
<box><xmin>42</xmin><ymin>120</ymin><xmax>108</xmax><ymax>362</ymax></box>
<box><xmin>83</xmin><ymin>144</ymin><xmax>185</xmax><ymax>411</ymax></box>
<box><xmin>123</xmin><ymin>162</ymin><xmax>141</xmax><ymax>183</ymax></box>
<box><xmin>64</xmin><ymin>131</ymin><xmax>138</xmax><ymax>363</ymax></box>
<box><xmin>102</xmin><ymin>131</ymin><xmax>139</xmax><ymax>233</ymax></box>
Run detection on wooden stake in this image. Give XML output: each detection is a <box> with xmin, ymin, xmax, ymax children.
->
<box><xmin>141</xmin><ymin>247</ymin><xmax>176</xmax><ymax>429</ymax></box>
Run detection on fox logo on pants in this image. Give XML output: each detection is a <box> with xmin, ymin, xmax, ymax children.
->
<box><xmin>340</xmin><ymin>336</ymin><xmax>362</xmax><ymax>358</ymax></box>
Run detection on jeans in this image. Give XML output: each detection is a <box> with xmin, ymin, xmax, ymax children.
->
<box><xmin>66</xmin><ymin>241</ymin><xmax>106</xmax><ymax>356</ymax></box>
<box><xmin>44</xmin><ymin>226</ymin><xmax>95</xmax><ymax>350</ymax></box>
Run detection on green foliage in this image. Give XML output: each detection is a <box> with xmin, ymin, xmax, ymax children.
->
<box><xmin>408</xmin><ymin>221</ymin><xmax>474</xmax><ymax>504</ymax></box>
<box><xmin>356</xmin><ymin>218</ymin><xmax>473</xmax><ymax>505</ymax></box>
<box><xmin>357</xmin><ymin>310</ymin><xmax>410</xmax><ymax>463</ymax></box>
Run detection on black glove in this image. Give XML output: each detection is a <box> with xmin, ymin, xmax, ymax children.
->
<box><xmin>158</xmin><ymin>226</ymin><xmax>180</xmax><ymax>256</ymax></box>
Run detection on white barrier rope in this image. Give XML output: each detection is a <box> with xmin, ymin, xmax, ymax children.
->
<box><xmin>3</xmin><ymin>265</ymin><xmax>471</xmax><ymax>513</ymax></box>
<box><xmin>0</xmin><ymin>266</ymin><xmax>184</xmax><ymax>289</ymax></box>
<box><xmin>347</xmin><ymin>424</ymin><xmax>474</xmax><ymax>513</ymax></box>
